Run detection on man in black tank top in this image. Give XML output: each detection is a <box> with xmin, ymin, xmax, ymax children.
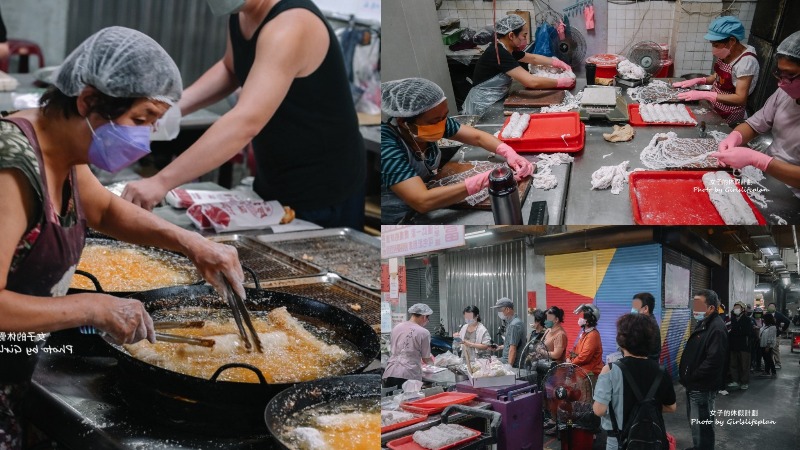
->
<box><xmin>122</xmin><ymin>0</ymin><xmax>366</xmax><ymax>229</ymax></box>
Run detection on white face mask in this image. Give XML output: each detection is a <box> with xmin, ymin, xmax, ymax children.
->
<box><xmin>497</xmin><ymin>311</ymin><xmax>507</xmax><ymax>321</ymax></box>
<box><xmin>578</xmin><ymin>317</ymin><xmax>587</xmax><ymax>327</ymax></box>
<box><xmin>464</xmin><ymin>315</ymin><xmax>475</xmax><ymax>324</ymax></box>
<box><xmin>733</xmin><ymin>308</ymin><xmax>742</xmax><ymax>316</ymax></box>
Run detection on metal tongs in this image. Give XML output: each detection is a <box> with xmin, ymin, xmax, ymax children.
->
<box><xmin>223</xmin><ymin>278</ymin><xmax>263</xmax><ymax>353</ymax></box>
<box><xmin>153</xmin><ymin>321</ymin><xmax>214</xmax><ymax>347</ymax></box>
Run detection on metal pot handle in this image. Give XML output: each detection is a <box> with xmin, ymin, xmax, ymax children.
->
<box><xmin>209</xmin><ymin>363</ymin><xmax>268</xmax><ymax>385</ymax></box>
<box><xmin>73</xmin><ymin>269</ymin><xmax>105</xmax><ymax>292</ymax></box>
<box><xmin>241</xmin><ymin>265</ymin><xmax>260</xmax><ymax>290</ymax></box>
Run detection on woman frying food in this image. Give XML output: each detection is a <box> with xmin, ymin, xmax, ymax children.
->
<box><xmin>0</xmin><ymin>27</ymin><xmax>244</xmax><ymax>449</ymax></box>
<box><xmin>381</xmin><ymin>78</ymin><xmax>534</xmax><ymax>224</ymax></box>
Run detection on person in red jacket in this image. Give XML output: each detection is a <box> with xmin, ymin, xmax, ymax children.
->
<box><xmin>568</xmin><ymin>303</ymin><xmax>604</xmax><ymax>386</ymax></box>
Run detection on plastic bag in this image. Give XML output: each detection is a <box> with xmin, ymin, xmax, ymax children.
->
<box><xmin>473</xmin><ymin>27</ymin><xmax>494</xmax><ymax>45</ymax></box>
<box><xmin>534</xmin><ymin>23</ymin><xmax>555</xmax><ymax>56</ymax></box>
<box><xmin>432</xmin><ymin>351</ymin><xmax>463</xmax><ymax>367</ymax></box>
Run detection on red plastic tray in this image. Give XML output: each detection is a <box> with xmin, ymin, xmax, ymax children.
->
<box><xmin>386</xmin><ymin>427</ymin><xmax>482</xmax><ymax>450</ymax></box>
<box><xmin>628</xmin><ymin>171</ymin><xmax>767</xmax><ymax>225</ymax></box>
<box><xmin>381</xmin><ymin>412</ymin><xmax>429</xmax><ymax>434</ymax></box>
<box><xmin>628</xmin><ymin>104</ymin><xmax>698</xmax><ymax>127</ymax></box>
<box><xmin>499</xmin><ymin>112</ymin><xmax>585</xmax><ymax>153</ymax></box>
<box><xmin>400</xmin><ymin>392</ymin><xmax>478</xmax><ymax>415</ymax></box>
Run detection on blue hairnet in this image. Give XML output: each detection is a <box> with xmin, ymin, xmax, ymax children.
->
<box><xmin>777</xmin><ymin>30</ymin><xmax>800</xmax><ymax>60</ymax></box>
<box><xmin>54</xmin><ymin>26</ymin><xmax>182</xmax><ymax>105</ymax></box>
<box><xmin>381</xmin><ymin>78</ymin><xmax>446</xmax><ymax>118</ymax></box>
<box><xmin>704</xmin><ymin>16</ymin><xmax>745</xmax><ymax>42</ymax></box>
<box><xmin>495</xmin><ymin>14</ymin><xmax>526</xmax><ymax>36</ymax></box>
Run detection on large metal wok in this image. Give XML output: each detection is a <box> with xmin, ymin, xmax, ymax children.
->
<box><xmin>264</xmin><ymin>374</ymin><xmax>379</xmax><ymax>449</ymax></box>
<box><xmin>103</xmin><ymin>283</ymin><xmax>380</xmax><ymax>435</ymax></box>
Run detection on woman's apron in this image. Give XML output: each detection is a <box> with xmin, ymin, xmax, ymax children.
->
<box><xmin>711</xmin><ymin>51</ymin><xmax>756</xmax><ymax>126</ymax></box>
<box><xmin>0</xmin><ymin>117</ymin><xmax>86</xmax><ymax>450</ymax></box>
<box><xmin>462</xmin><ymin>72</ymin><xmax>513</xmax><ymax>117</ymax></box>
<box><xmin>381</xmin><ymin>125</ymin><xmax>441</xmax><ymax>224</ymax></box>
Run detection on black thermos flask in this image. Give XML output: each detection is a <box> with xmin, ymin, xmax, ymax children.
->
<box><xmin>488</xmin><ymin>166</ymin><xmax>523</xmax><ymax>225</ymax></box>
<box><xmin>585</xmin><ymin>63</ymin><xmax>597</xmax><ymax>86</ymax></box>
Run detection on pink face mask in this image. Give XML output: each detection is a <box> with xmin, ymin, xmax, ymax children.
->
<box><xmin>712</xmin><ymin>45</ymin><xmax>731</xmax><ymax>59</ymax></box>
<box><xmin>779</xmin><ymin>77</ymin><xmax>800</xmax><ymax>99</ymax></box>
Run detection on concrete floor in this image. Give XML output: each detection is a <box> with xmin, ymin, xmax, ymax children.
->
<box><xmin>543</xmin><ymin>335</ymin><xmax>800</xmax><ymax>450</ymax></box>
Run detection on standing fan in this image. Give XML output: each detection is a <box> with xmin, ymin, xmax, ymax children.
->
<box><xmin>543</xmin><ymin>363</ymin><xmax>599</xmax><ymax>449</ymax></box>
<box><xmin>628</xmin><ymin>41</ymin><xmax>664</xmax><ymax>76</ymax></box>
<box><xmin>549</xmin><ymin>26</ymin><xmax>587</xmax><ymax>69</ymax></box>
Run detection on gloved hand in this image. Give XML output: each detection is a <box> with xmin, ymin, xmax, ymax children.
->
<box><xmin>718</xmin><ymin>131</ymin><xmax>743</xmax><ymax>152</ymax></box>
<box><xmin>556</xmin><ymin>76</ymin><xmax>575</xmax><ymax>89</ymax></box>
<box><xmin>673</xmin><ymin>77</ymin><xmax>707</xmax><ymax>88</ymax></box>
<box><xmin>677</xmin><ymin>90</ymin><xmax>717</xmax><ymax>102</ymax></box>
<box><xmin>495</xmin><ymin>143</ymin><xmax>534</xmax><ymax>178</ymax></box>
<box><xmin>551</xmin><ymin>57</ymin><xmax>572</xmax><ymax>72</ymax></box>
<box><xmin>711</xmin><ymin>147</ymin><xmax>774</xmax><ymax>171</ymax></box>
<box><xmin>464</xmin><ymin>170</ymin><xmax>493</xmax><ymax>195</ymax></box>
<box><xmin>584</xmin><ymin>5</ymin><xmax>595</xmax><ymax>30</ymax></box>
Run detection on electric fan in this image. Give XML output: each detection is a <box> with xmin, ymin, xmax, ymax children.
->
<box><xmin>543</xmin><ymin>363</ymin><xmax>599</xmax><ymax>449</ymax></box>
<box><xmin>549</xmin><ymin>26</ymin><xmax>587</xmax><ymax>69</ymax></box>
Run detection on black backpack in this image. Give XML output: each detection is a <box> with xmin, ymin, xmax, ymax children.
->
<box><xmin>608</xmin><ymin>360</ymin><xmax>669</xmax><ymax>450</ymax></box>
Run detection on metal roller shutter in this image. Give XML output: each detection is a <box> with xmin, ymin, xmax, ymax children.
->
<box><xmin>406</xmin><ymin>259</ymin><xmax>440</xmax><ymax>334</ymax></box>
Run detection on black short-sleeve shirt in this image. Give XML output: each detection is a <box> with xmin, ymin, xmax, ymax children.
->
<box><xmin>472</xmin><ymin>43</ymin><xmax>527</xmax><ymax>85</ymax></box>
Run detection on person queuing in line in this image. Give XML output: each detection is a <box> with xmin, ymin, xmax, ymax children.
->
<box><xmin>751</xmin><ymin>306</ymin><xmax>765</xmax><ymax>373</ymax></box>
<box><xmin>758</xmin><ymin>313</ymin><xmax>778</xmax><ymax>379</ymax></box>
<box><xmin>382</xmin><ymin>303</ymin><xmax>435</xmax><ymax>389</ymax></box>
<box><xmin>767</xmin><ymin>302</ymin><xmax>791</xmax><ymax>369</ymax></box>
<box><xmin>711</xmin><ymin>31</ymin><xmax>800</xmax><ymax>196</ymax></box>
<box><xmin>542</xmin><ymin>306</ymin><xmax>569</xmax><ymax>364</ymax></box>
<box><xmin>491</xmin><ymin>297</ymin><xmax>526</xmax><ymax>368</ymax></box>
<box><xmin>593</xmin><ymin>314</ymin><xmax>677</xmax><ymax>450</ymax></box>
<box><xmin>453</xmin><ymin>305</ymin><xmax>491</xmax><ymax>363</ymax></box>
<box><xmin>528</xmin><ymin>308</ymin><xmax>547</xmax><ymax>347</ymax></box>
<box><xmin>631</xmin><ymin>292</ymin><xmax>662</xmax><ymax>362</ymax></box>
<box><xmin>679</xmin><ymin>289</ymin><xmax>728</xmax><ymax>450</ymax></box>
<box><xmin>0</xmin><ymin>27</ymin><xmax>246</xmax><ymax>450</ymax></box>
<box><xmin>567</xmin><ymin>304</ymin><xmax>604</xmax><ymax>386</ymax></box>
<box><xmin>674</xmin><ymin>16</ymin><xmax>759</xmax><ymax>127</ymax></box>
<box><xmin>122</xmin><ymin>0</ymin><xmax>366</xmax><ymax>229</ymax></box>
<box><xmin>379</xmin><ymin>78</ymin><xmax>534</xmax><ymax>224</ymax></box>
<box><xmin>462</xmin><ymin>14</ymin><xmax>575</xmax><ymax>116</ymax></box>
<box><xmin>726</xmin><ymin>301</ymin><xmax>753</xmax><ymax>391</ymax></box>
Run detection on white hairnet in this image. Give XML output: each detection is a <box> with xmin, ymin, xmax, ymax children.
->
<box><xmin>495</xmin><ymin>14</ymin><xmax>526</xmax><ymax>36</ymax></box>
<box><xmin>381</xmin><ymin>78</ymin><xmax>446</xmax><ymax>118</ymax></box>
<box><xmin>408</xmin><ymin>303</ymin><xmax>434</xmax><ymax>316</ymax></box>
<box><xmin>777</xmin><ymin>30</ymin><xmax>800</xmax><ymax>60</ymax></box>
<box><xmin>54</xmin><ymin>26</ymin><xmax>182</xmax><ymax>105</ymax></box>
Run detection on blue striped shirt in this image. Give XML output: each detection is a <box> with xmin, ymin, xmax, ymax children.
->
<box><xmin>381</xmin><ymin>117</ymin><xmax>461</xmax><ymax>188</ymax></box>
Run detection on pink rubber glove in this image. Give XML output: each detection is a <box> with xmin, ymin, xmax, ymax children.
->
<box><xmin>556</xmin><ymin>21</ymin><xmax>566</xmax><ymax>40</ymax></box>
<box><xmin>585</xmin><ymin>6</ymin><xmax>595</xmax><ymax>30</ymax></box>
<box><xmin>496</xmin><ymin>143</ymin><xmax>535</xmax><ymax>178</ymax></box>
<box><xmin>717</xmin><ymin>131</ymin><xmax>743</xmax><ymax>152</ymax></box>
<box><xmin>673</xmin><ymin>77</ymin><xmax>707</xmax><ymax>88</ymax></box>
<box><xmin>551</xmin><ymin>57</ymin><xmax>572</xmax><ymax>72</ymax></box>
<box><xmin>677</xmin><ymin>90</ymin><xmax>717</xmax><ymax>102</ymax></box>
<box><xmin>711</xmin><ymin>147</ymin><xmax>773</xmax><ymax>171</ymax></box>
<box><xmin>464</xmin><ymin>170</ymin><xmax>493</xmax><ymax>195</ymax></box>
<box><xmin>556</xmin><ymin>77</ymin><xmax>575</xmax><ymax>89</ymax></box>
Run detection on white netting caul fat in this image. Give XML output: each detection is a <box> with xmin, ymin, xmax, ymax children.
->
<box><xmin>639</xmin><ymin>132</ymin><xmax>719</xmax><ymax>169</ymax></box>
<box><xmin>540</xmin><ymin>91</ymin><xmax>583</xmax><ymax>113</ymax></box>
<box><xmin>425</xmin><ymin>160</ymin><xmax>509</xmax><ymax>206</ymax></box>
<box><xmin>530</xmin><ymin>65</ymin><xmax>576</xmax><ymax>80</ymax></box>
<box><xmin>702</xmin><ymin>171</ymin><xmax>759</xmax><ymax>225</ymax></box>
<box><xmin>413</xmin><ymin>424</ymin><xmax>474</xmax><ymax>449</ymax></box>
<box><xmin>532</xmin><ymin>153</ymin><xmax>574</xmax><ymax>190</ymax></box>
<box><xmin>591</xmin><ymin>160</ymin><xmax>639</xmax><ymax>195</ymax></box>
<box><xmin>628</xmin><ymin>80</ymin><xmax>689</xmax><ymax>104</ymax></box>
<box><xmin>617</xmin><ymin>60</ymin><xmax>647</xmax><ymax>80</ymax></box>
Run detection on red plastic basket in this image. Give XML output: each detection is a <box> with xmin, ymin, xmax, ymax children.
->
<box><xmin>499</xmin><ymin>112</ymin><xmax>585</xmax><ymax>153</ymax></box>
<box><xmin>386</xmin><ymin>427</ymin><xmax>482</xmax><ymax>450</ymax></box>
<box><xmin>628</xmin><ymin>171</ymin><xmax>767</xmax><ymax>225</ymax></box>
<box><xmin>381</xmin><ymin>413</ymin><xmax>429</xmax><ymax>434</ymax></box>
<box><xmin>628</xmin><ymin>104</ymin><xmax>698</xmax><ymax>127</ymax></box>
<box><xmin>400</xmin><ymin>392</ymin><xmax>478</xmax><ymax>415</ymax></box>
